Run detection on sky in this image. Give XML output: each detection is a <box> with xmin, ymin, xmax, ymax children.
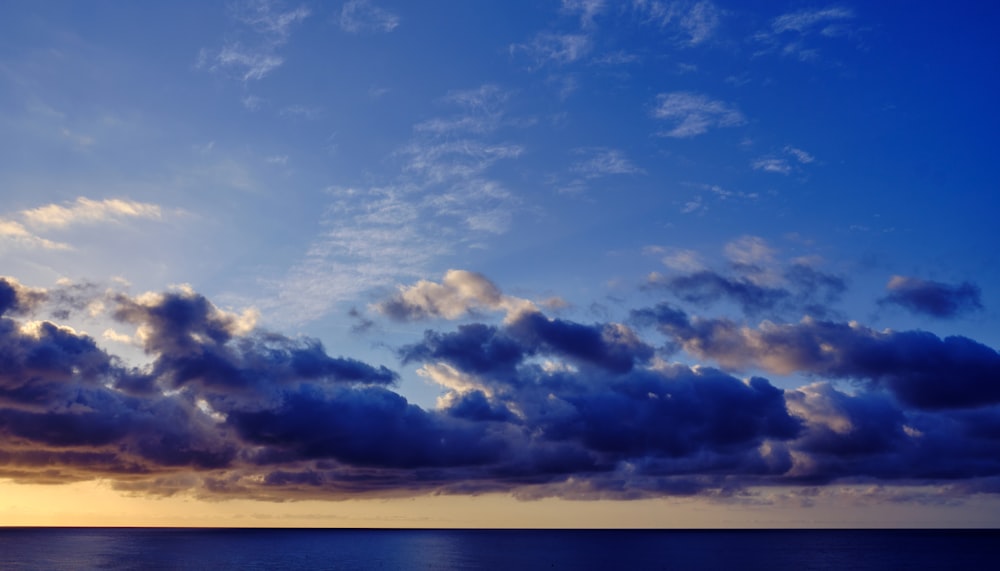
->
<box><xmin>1</xmin><ymin>0</ymin><xmax>999</xmax><ymax>528</ymax></box>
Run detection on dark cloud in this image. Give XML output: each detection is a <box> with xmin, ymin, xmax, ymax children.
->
<box><xmin>635</xmin><ymin>303</ymin><xmax>1000</xmax><ymax>410</ymax></box>
<box><xmin>646</xmin><ymin>263</ymin><xmax>846</xmax><ymax>318</ymax></box>
<box><xmin>0</xmin><ymin>278</ymin><xmax>47</xmax><ymax>317</ymax></box>
<box><xmin>113</xmin><ymin>290</ymin><xmax>396</xmax><ymax>399</ymax></box>
<box><xmin>879</xmin><ymin>275</ymin><xmax>983</xmax><ymax>318</ymax></box>
<box><xmin>401</xmin><ymin>311</ymin><xmax>653</xmax><ymax>376</ymax></box>
<box><xmin>3</xmin><ymin>275</ymin><xmax>1000</xmax><ymax>502</ymax></box>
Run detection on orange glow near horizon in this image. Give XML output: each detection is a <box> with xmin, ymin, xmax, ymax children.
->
<box><xmin>3</xmin><ymin>480</ymin><xmax>1000</xmax><ymax>529</ymax></box>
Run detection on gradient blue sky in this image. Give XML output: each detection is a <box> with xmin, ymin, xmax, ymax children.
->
<box><xmin>1</xmin><ymin>1</ymin><xmax>999</xmax><ymax>527</ymax></box>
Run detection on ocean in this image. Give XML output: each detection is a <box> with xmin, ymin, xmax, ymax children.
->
<box><xmin>0</xmin><ymin>528</ymin><xmax>996</xmax><ymax>570</ymax></box>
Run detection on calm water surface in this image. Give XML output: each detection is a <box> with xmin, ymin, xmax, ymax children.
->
<box><xmin>0</xmin><ymin>528</ymin><xmax>995</xmax><ymax>570</ymax></box>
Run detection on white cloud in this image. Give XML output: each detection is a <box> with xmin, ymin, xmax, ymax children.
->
<box><xmin>249</xmin><ymin>86</ymin><xmax>526</xmax><ymax>324</ymax></box>
<box><xmin>724</xmin><ymin>235</ymin><xmax>775</xmax><ymax>267</ymax></box>
<box><xmin>0</xmin><ymin>219</ymin><xmax>70</xmax><ymax>250</ymax></box>
<box><xmin>22</xmin><ymin>197</ymin><xmax>162</xmax><ymax>229</ymax></box>
<box><xmin>374</xmin><ymin>269</ymin><xmax>538</xmax><ymax>322</ymax></box>
<box><xmin>570</xmin><ymin>148</ymin><xmax>644</xmax><ymax>178</ymax></box>
<box><xmin>756</xmin><ymin>6</ymin><xmax>856</xmax><ymax>62</ymax></box>
<box><xmin>753</xmin><ymin>147</ymin><xmax>815</xmax><ymax>174</ymax></box>
<box><xmin>655</xmin><ymin>247</ymin><xmax>705</xmax><ymax>272</ymax></box>
<box><xmin>678</xmin><ymin>183</ymin><xmax>759</xmax><ymax>214</ymax></box>
<box><xmin>1</xmin><ymin>196</ymin><xmax>165</xmax><ymax>253</ymax></box>
<box><xmin>652</xmin><ymin>92</ymin><xmax>745</xmax><ymax>137</ymax></box>
<box><xmin>511</xmin><ymin>33</ymin><xmax>592</xmax><ymax>68</ymax></box>
<box><xmin>703</xmin><ymin>183</ymin><xmax>757</xmax><ymax>200</ymax></box>
<box><xmin>785</xmin><ymin>146</ymin><xmax>815</xmax><ymax>163</ymax></box>
<box><xmin>213</xmin><ymin>44</ymin><xmax>284</xmax><ymax>81</ymax></box>
<box><xmin>632</xmin><ymin>0</ymin><xmax>722</xmax><ymax>46</ymax></box>
<box><xmin>232</xmin><ymin>0</ymin><xmax>310</xmax><ymax>41</ymax></box>
<box><xmin>340</xmin><ymin>0</ymin><xmax>400</xmax><ymax>33</ymax></box>
<box><xmin>414</xmin><ymin>85</ymin><xmax>512</xmax><ymax>135</ymax></box>
<box><xmin>772</xmin><ymin>6</ymin><xmax>853</xmax><ymax>34</ymax></box>
<box><xmin>562</xmin><ymin>0</ymin><xmax>606</xmax><ymax>28</ymax></box>
<box><xmin>752</xmin><ymin>158</ymin><xmax>792</xmax><ymax>175</ymax></box>
<box><xmin>198</xmin><ymin>0</ymin><xmax>309</xmax><ymax>82</ymax></box>
<box><xmin>724</xmin><ymin>235</ymin><xmax>782</xmax><ymax>285</ymax></box>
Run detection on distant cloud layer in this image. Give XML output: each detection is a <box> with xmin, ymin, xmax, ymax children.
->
<box><xmin>2</xmin><ymin>271</ymin><xmax>999</xmax><ymax>503</ymax></box>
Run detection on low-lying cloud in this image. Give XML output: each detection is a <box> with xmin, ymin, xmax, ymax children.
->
<box><xmin>2</xmin><ymin>274</ymin><xmax>1000</xmax><ymax>503</ymax></box>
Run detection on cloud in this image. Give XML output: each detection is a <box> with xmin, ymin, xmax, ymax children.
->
<box><xmin>647</xmin><ymin>246</ymin><xmax>705</xmax><ymax>272</ymax></box>
<box><xmin>340</xmin><ymin>0</ymin><xmax>400</xmax><ymax>34</ymax></box>
<box><xmin>647</xmin><ymin>237</ymin><xmax>848</xmax><ymax>321</ymax></box>
<box><xmin>0</xmin><ymin>278</ymin><xmax>49</xmax><ymax>316</ymax></box>
<box><xmin>647</xmin><ymin>264</ymin><xmax>846</xmax><ymax>319</ymax></box>
<box><xmin>374</xmin><ymin>269</ymin><xmax>538</xmax><ymax>322</ymax></box>
<box><xmin>21</xmin><ymin>197</ymin><xmax>162</xmax><ymax>229</ymax></box>
<box><xmin>199</xmin><ymin>0</ymin><xmax>309</xmax><ymax>81</ymax></box>
<box><xmin>636</xmin><ymin>307</ymin><xmax>1000</xmax><ymax>410</ymax></box>
<box><xmin>756</xmin><ymin>6</ymin><xmax>856</xmax><ymax>62</ymax></box>
<box><xmin>1</xmin><ymin>197</ymin><xmax>165</xmax><ymax>252</ymax></box>
<box><xmin>880</xmin><ymin>276</ymin><xmax>983</xmax><ymax>319</ymax></box>
<box><xmin>752</xmin><ymin>158</ymin><xmax>792</xmax><ymax>175</ymax></box>
<box><xmin>570</xmin><ymin>148</ymin><xmax>645</xmax><ymax>178</ymax></box>
<box><xmin>414</xmin><ymin>85</ymin><xmax>511</xmax><ymax>135</ymax></box>
<box><xmin>250</xmin><ymin>86</ymin><xmax>525</xmax><ymax>325</ymax></box>
<box><xmin>632</xmin><ymin>0</ymin><xmax>723</xmax><ymax>46</ymax></box>
<box><xmin>562</xmin><ymin>0</ymin><xmax>606</xmax><ymax>28</ymax></box>
<box><xmin>753</xmin><ymin>146</ymin><xmax>816</xmax><ymax>175</ymax></box>
<box><xmin>4</xmin><ymin>276</ymin><xmax>1000</xmax><ymax>500</ymax></box>
<box><xmin>511</xmin><ymin>33</ymin><xmax>592</xmax><ymax>68</ymax></box>
<box><xmin>772</xmin><ymin>6</ymin><xmax>854</xmax><ymax>34</ymax></box>
<box><xmin>652</xmin><ymin>92</ymin><xmax>745</xmax><ymax>137</ymax></box>
<box><xmin>0</xmin><ymin>220</ymin><xmax>70</xmax><ymax>251</ymax></box>
<box><xmin>785</xmin><ymin>146</ymin><xmax>815</xmax><ymax>164</ymax></box>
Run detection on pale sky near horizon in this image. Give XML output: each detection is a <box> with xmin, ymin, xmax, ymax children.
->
<box><xmin>1</xmin><ymin>0</ymin><xmax>999</xmax><ymax>527</ymax></box>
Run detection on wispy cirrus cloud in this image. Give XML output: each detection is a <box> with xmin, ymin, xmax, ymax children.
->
<box><xmin>772</xmin><ymin>6</ymin><xmax>854</xmax><ymax>34</ymax></box>
<box><xmin>678</xmin><ymin>183</ymin><xmax>759</xmax><ymax>214</ymax></box>
<box><xmin>755</xmin><ymin>5</ymin><xmax>856</xmax><ymax>62</ymax></box>
<box><xmin>652</xmin><ymin>92</ymin><xmax>745</xmax><ymax>137</ymax></box>
<box><xmin>752</xmin><ymin>158</ymin><xmax>792</xmax><ymax>174</ymax></box>
<box><xmin>339</xmin><ymin>0</ymin><xmax>400</xmax><ymax>34</ymax></box>
<box><xmin>752</xmin><ymin>146</ymin><xmax>816</xmax><ymax>175</ymax></box>
<box><xmin>414</xmin><ymin>85</ymin><xmax>511</xmax><ymax>135</ymax></box>
<box><xmin>198</xmin><ymin>0</ymin><xmax>310</xmax><ymax>82</ymax></box>
<box><xmin>562</xmin><ymin>0</ymin><xmax>607</xmax><ymax>29</ymax></box>
<box><xmin>570</xmin><ymin>148</ymin><xmax>644</xmax><ymax>178</ymax></box>
<box><xmin>632</xmin><ymin>0</ymin><xmax>723</xmax><ymax>46</ymax></box>
<box><xmin>250</xmin><ymin>86</ymin><xmax>525</xmax><ymax>324</ymax></box>
<box><xmin>510</xmin><ymin>33</ymin><xmax>592</xmax><ymax>68</ymax></box>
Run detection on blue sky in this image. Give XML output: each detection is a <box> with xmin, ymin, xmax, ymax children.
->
<box><xmin>1</xmin><ymin>1</ymin><xmax>999</xmax><ymax>527</ymax></box>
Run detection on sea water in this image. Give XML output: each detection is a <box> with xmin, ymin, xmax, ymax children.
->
<box><xmin>0</xmin><ymin>528</ymin><xmax>995</xmax><ymax>570</ymax></box>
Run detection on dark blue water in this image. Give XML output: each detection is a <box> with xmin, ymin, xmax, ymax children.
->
<box><xmin>0</xmin><ymin>528</ymin><xmax>995</xmax><ymax>570</ymax></box>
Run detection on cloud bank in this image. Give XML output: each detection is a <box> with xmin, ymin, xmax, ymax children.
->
<box><xmin>2</xmin><ymin>272</ymin><xmax>999</xmax><ymax>504</ymax></box>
